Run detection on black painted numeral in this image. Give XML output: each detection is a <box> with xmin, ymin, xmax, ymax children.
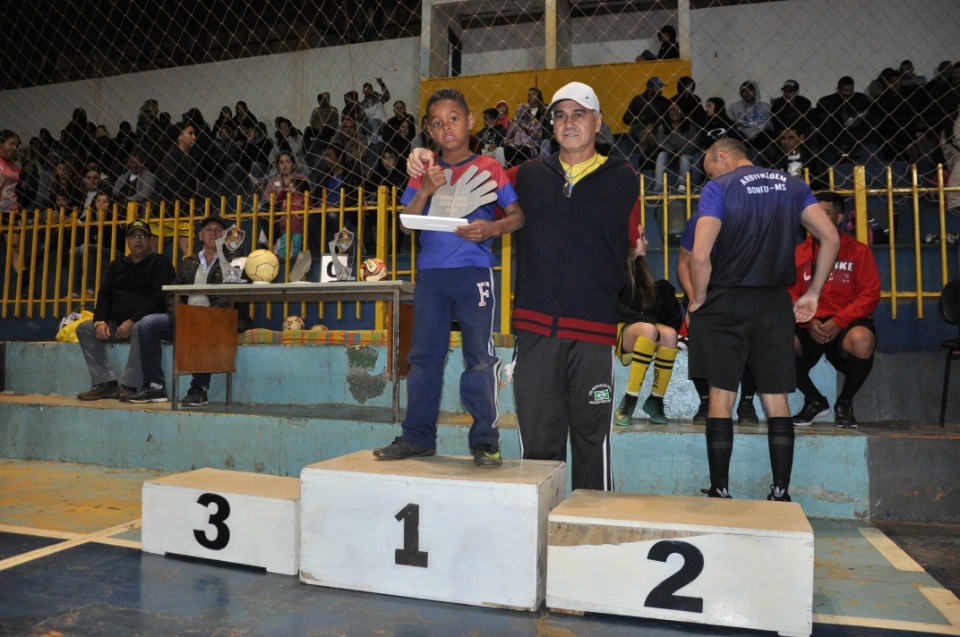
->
<box><xmin>194</xmin><ymin>492</ymin><xmax>231</xmax><ymax>551</ymax></box>
<box><xmin>394</xmin><ymin>503</ymin><xmax>428</xmax><ymax>568</ymax></box>
<box><xmin>643</xmin><ymin>540</ymin><xmax>704</xmax><ymax>613</ymax></box>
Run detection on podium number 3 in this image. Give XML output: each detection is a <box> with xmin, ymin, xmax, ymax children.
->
<box><xmin>644</xmin><ymin>540</ymin><xmax>704</xmax><ymax>614</ymax></box>
<box><xmin>194</xmin><ymin>493</ymin><xmax>231</xmax><ymax>551</ymax></box>
<box><xmin>394</xmin><ymin>503</ymin><xmax>428</xmax><ymax>568</ymax></box>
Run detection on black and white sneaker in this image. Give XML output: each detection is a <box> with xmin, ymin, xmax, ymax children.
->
<box><xmin>792</xmin><ymin>396</ymin><xmax>830</xmax><ymax>426</ymax></box>
<box><xmin>373</xmin><ymin>436</ymin><xmax>436</xmax><ymax>460</ymax></box>
<box><xmin>834</xmin><ymin>400</ymin><xmax>858</xmax><ymax>428</ymax></box>
<box><xmin>701</xmin><ymin>486</ymin><xmax>732</xmax><ymax>499</ymax></box>
<box><xmin>767</xmin><ymin>485</ymin><xmax>792</xmax><ymax>502</ymax></box>
<box><xmin>181</xmin><ymin>386</ymin><xmax>209</xmax><ymax>407</ymax></box>
<box><xmin>125</xmin><ymin>387</ymin><xmax>169</xmax><ymax>403</ymax></box>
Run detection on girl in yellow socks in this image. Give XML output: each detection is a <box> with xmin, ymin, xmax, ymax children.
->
<box><xmin>615</xmin><ymin>223</ymin><xmax>682</xmax><ymax>425</ymax></box>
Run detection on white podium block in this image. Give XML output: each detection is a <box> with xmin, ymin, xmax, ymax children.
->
<box><xmin>142</xmin><ymin>468</ymin><xmax>301</xmax><ymax>575</ymax></box>
<box><xmin>547</xmin><ymin>491</ymin><xmax>814</xmax><ymax>637</ymax></box>
<box><xmin>299</xmin><ymin>451</ymin><xmax>566</xmax><ymax>610</ymax></box>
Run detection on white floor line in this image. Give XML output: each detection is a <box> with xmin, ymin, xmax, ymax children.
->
<box><xmin>0</xmin><ymin>518</ymin><xmax>142</xmax><ymax>572</ymax></box>
<box><xmin>860</xmin><ymin>526</ymin><xmax>926</xmax><ymax>572</ymax></box>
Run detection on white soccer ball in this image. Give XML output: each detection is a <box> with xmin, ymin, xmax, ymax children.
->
<box><xmin>282</xmin><ymin>315</ymin><xmax>305</xmax><ymax>331</ymax></box>
<box><xmin>244</xmin><ymin>249</ymin><xmax>280</xmax><ymax>283</ymax></box>
<box><xmin>359</xmin><ymin>257</ymin><xmax>388</xmax><ymax>282</ymax></box>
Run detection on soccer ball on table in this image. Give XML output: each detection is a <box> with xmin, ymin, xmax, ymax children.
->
<box><xmin>244</xmin><ymin>249</ymin><xmax>280</xmax><ymax>283</ymax></box>
<box><xmin>282</xmin><ymin>315</ymin><xmax>305</xmax><ymax>331</ymax></box>
<box><xmin>359</xmin><ymin>257</ymin><xmax>388</xmax><ymax>282</ymax></box>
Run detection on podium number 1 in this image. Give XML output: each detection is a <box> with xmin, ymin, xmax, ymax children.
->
<box><xmin>644</xmin><ymin>540</ymin><xmax>704</xmax><ymax>614</ymax></box>
<box><xmin>194</xmin><ymin>493</ymin><xmax>231</xmax><ymax>551</ymax></box>
<box><xmin>394</xmin><ymin>503</ymin><xmax>429</xmax><ymax>568</ymax></box>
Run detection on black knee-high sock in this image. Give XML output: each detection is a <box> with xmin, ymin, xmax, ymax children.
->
<box><xmin>693</xmin><ymin>377</ymin><xmax>710</xmax><ymax>402</ymax></box>
<box><xmin>837</xmin><ymin>354</ymin><xmax>874</xmax><ymax>403</ymax></box>
<box><xmin>706</xmin><ymin>418</ymin><xmax>734</xmax><ymax>490</ymax></box>
<box><xmin>768</xmin><ymin>417</ymin><xmax>795</xmax><ymax>491</ymax></box>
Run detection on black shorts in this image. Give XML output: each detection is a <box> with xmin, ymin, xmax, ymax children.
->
<box><xmin>796</xmin><ymin>318</ymin><xmax>876</xmax><ymax>368</ymax></box>
<box><xmin>689</xmin><ymin>286</ymin><xmax>795</xmax><ymax>393</ymax></box>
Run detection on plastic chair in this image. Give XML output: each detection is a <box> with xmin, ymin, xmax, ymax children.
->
<box><xmin>939</xmin><ymin>280</ymin><xmax>960</xmax><ymax>427</ymax></box>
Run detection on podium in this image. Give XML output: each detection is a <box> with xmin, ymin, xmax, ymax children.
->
<box><xmin>546</xmin><ymin>490</ymin><xmax>814</xmax><ymax>637</ymax></box>
<box><xmin>142</xmin><ymin>468</ymin><xmax>301</xmax><ymax>575</ymax></box>
<box><xmin>299</xmin><ymin>451</ymin><xmax>566</xmax><ymax>610</ymax></box>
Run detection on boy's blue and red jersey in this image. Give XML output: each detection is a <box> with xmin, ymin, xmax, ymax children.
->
<box><xmin>401</xmin><ymin>153</ymin><xmax>517</xmax><ymax>269</ymax></box>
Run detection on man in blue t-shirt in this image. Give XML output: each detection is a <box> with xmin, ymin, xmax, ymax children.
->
<box><xmin>687</xmin><ymin>138</ymin><xmax>839</xmax><ymax>503</ymax></box>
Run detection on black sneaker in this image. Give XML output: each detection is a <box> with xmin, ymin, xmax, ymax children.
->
<box><xmin>737</xmin><ymin>400</ymin><xmax>759</xmax><ymax>425</ymax></box>
<box><xmin>181</xmin><ymin>386</ymin><xmax>209</xmax><ymax>407</ymax></box>
<box><xmin>78</xmin><ymin>381</ymin><xmax>120</xmax><ymax>401</ymax></box>
<box><xmin>373</xmin><ymin>436</ymin><xmax>436</xmax><ymax>460</ymax></box>
<box><xmin>792</xmin><ymin>396</ymin><xmax>830</xmax><ymax>427</ymax></box>
<box><xmin>118</xmin><ymin>385</ymin><xmax>138</xmax><ymax>401</ymax></box>
<box><xmin>834</xmin><ymin>400</ymin><xmax>858</xmax><ymax>429</ymax></box>
<box><xmin>125</xmin><ymin>387</ymin><xmax>169</xmax><ymax>404</ymax></box>
<box><xmin>700</xmin><ymin>486</ymin><xmax>732</xmax><ymax>498</ymax></box>
<box><xmin>692</xmin><ymin>400</ymin><xmax>709</xmax><ymax>426</ymax></box>
<box><xmin>614</xmin><ymin>394</ymin><xmax>639</xmax><ymax>427</ymax></box>
<box><xmin>472</xmin><ymin>443</ymin><xmax>502</xmax><ymax>468</ymax></box>
<box><xmin>767</xmin><ymin>485</ymin><xmax>792</xmax><ymax>502</ymax></box>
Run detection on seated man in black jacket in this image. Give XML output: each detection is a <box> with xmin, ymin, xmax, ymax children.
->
<box><xmin>126</xmin><ymin>214</ymin><xmax>251</xmax><ymax>406</ymax></box>
<box><xmin>75</xmin><ymin>220</ymin><xmax>177</xmax><ymax>400</ymax></box>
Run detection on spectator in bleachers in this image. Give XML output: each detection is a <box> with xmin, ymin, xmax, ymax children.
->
<box><xmin>127</xmin><ymin>214</ymin><xmax>250</xmax><ymax>406</ymax></box>
<box><xmin>234</xmin><ymin>101</ymin><xmax>257</xmax><ymax>126</ymax></box>
<box><xmin>636</xmin><ymin>24</ymin><xmax>679</xmax><ymax>61</ymax></box>
<box><xmin>701</xmin><ymin>97</ymin><xmax>734</xmax><ymax>146</ymax></box>
<box><xmin>270</xmin><ymin>117</ymin><xmax>306</xmax><ymax>168</ymax></box>
<box><xmin>113</xmin><ymin>151</ymin><xmax>156</xmax><ymax>207</ymax></box>
<box><xmin>60</xmin><ymin>108</ymin><xmax>90</xmax><ymax>162</ymax></box>
<box><xmin>771</xmin><ymin>79</ymin><xmax>814</xmax><ymax>135</ymax></box>
<box><xmin>360</xmin><ymin>78</ymin><xmax>391</xmax><ymax>143</ymax></box>
<box><xmin>478</xmin><ymin>107</ymin><xmax>507</xmax><ymax>162</ymax></box>
<box><xmin>613</xmin><ymin>222</ymin><xmax>681</xmax><ymax>426</ymax></box>
<box><xmin>385</xmin><ymin>117</ymin><xmax>415</xmax><ymax>160</ymax></box>
<box><xmin>91</xmin><ymin>125</ymin><xmax>121</xmax><ymax>180</ymax></box>
<box><xmin>73</xmin><ymin>190</ymin><xmax>124</xmax><ymax>296</ymax></box>
<box><xmin>870</xmin><ymin>68</ymin><xmax>926</xmax><ymax>163</ymax></box>
<box><xmin>727</xmin><ymin>80</ymin><xmax>774</xmax><ymax>161</ymax></box>
<box><xmin>332</xmin><ymin>117</ymin><xmax>370</xmax><ymax>179</ymax></box>
<box><xmin>227</xmin><ymin>117</ymin><xmax>274</xmax><ymax>197</ymax></box>
<box><xmin>80</xmin><ymin>167</ymin><xmax>103</xmax><ymax>212</ymax></box>
<box><xmin>925</xmin><ymin>62</ymin><xmax>960</xmax><ymax>139</ymax></box>
<box><xmin>527</xmin><ymin>87</ymin><xmax>549</xmax><ymax>131</ymax></box>
<box><xmin>16</xmin><ymin>157</ymin><xmax>39</xmax><ymax>214</ymax></box>
<box><xmin>367</xmin><ymin>147</ymin><xmax>408</xmax><ymax>252</ymax></box>
<box><xmin>503</xmin><ymin>103</ymin><xmax>542</xmax><ymax>167</ymax></box>
<box><xmin>674</xmin><ymin>76</ymin><xmax>706</xmax><ymax>129</ymax></box>
<box><xmin>0</xmin><ymin>130</ymin><xmax>24</xmax><ymax>277</ymax></box>
<box><xmin>212</xmin><ymin>106</ymin><xmax>234</xmax><ymax>138</ymax></box>
<box><xmin>155</xmin><ymin>121</ymin><xmax>200</xmax><ymax>256</ymax></box>
<box><xmin>774</xmin><ymin>127</ymin><xmax>827</xmax><ymax>191</ymax></box>
<box><xmin>941</xmin><ymin>110</ymin><xmax>960</xmax><ymax>216</ymax></box>
<box><xmin>115</xmin><ymin>122</ymin><xmax>137</xmax><ymax>163</ymax></box>
<box><xmin>312</xmin><ymin>143</ymin><xmax>363</xmax><ymax>252</ymax></box>
<box><xmin>900</xmin><ymin>60</ymin><xmax>926</xmax><ymax>88</ymax></box>
<box><xmin>411</xmin><ymin>115</ymin><xmax>436</xmax><ymax>153</ymax></box>
<box><xmin>815</xmin><ymin>76</ymin><xmax>872</xmax><ymax>162</ymax></box>
<box><xmin>305</xmin><ymin>92</ymin><xmax>339</xmax><ymax>151</ymax></box>
<box><xmin>789</xmin><ymin>192</ymin><xmax>880</xmax><ymax>429</ymax></box>
<box><xmin>385</xmin><ymin>100</ymin><xmax>415</xmax><ymax>146</ymax></box>
<box><xmin>37</xmin><ymin>128</ymin><xmax>56</xmax><ymax>160</ymax></box>
<box><xmin>260</xmin><ymin>151</ymin><xmax>309</xmax><ymax>259</ymax></box>
<box><xmin>46</xmin><ymin>158</ymin><xmax>80</xmax><ymax>210</ymax></box>
<box><xmin>623</xmin><ymin>77</ymin><xmax>671</xmax><ymax>168</ymax></box>
<box><xmin>342</xmin><ymin>91</ymin><xmax>366</xmax><ymax>129</ymax></box>
<box><xmin>652</xmin><ymin>102</ymin><xmax>699</xmax><ymax>193</ymax></box>
<box><xmin>495</xmin><ymin>100</ymin><xmax>512</xmax><ymax>129</ymax></box>
<box><xmin>74</xmin><ymin>219</ymin><xmax>176</xmax><ymax>402</ymax></box>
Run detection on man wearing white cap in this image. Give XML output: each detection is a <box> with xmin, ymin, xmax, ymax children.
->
<box><xmin>511</xmin><ymin>82</ymin><xmax>639</xmax><ymax>491</ymax></box>
<box><xmin>404</xmin><ymin>82</ymin><xmax>638</xmax><ymax>490</ymax></box>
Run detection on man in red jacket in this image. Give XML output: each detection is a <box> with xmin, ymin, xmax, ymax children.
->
<box><xmin>789</xmin><ymin>192</ymin><xmax>880</xmax><ymax>428</ymax></box>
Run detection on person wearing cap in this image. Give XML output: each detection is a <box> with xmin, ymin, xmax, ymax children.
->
<box><xmin>75</xmin><ymin>220</ymin><xmax>176</xmax><ymax>401</ymax></box>
<box><xmin>622</xmin><ymin>77</ymin><xmax>670</xmax><ymax>167</ymax></box>
<box><xmin>126</xmin><ymin>214</ymin><xmax>252</xmax><ymax>406</ymax></box>
<box><xmin>495</xmin><ymin>100</ymin><xmax>512</xmax><ymax>130</ymax></box>
<box><xmin>511</xmin><ymin>82</ymin><xmax>639</xmax><ymax>491</ymax></box>
<box><xmin>771</xmin><ymin>79</ymin><xmax>813</xmax><ymax>135</ymax></box>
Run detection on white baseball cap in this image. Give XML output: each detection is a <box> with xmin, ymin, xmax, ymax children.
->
<box><xmin>546</xmin><ymin>82</ymin><xmax>601</xmax><ymax>116</ymax></box>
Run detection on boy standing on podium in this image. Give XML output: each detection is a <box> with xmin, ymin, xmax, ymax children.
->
<box><xmin>374</xmin><ymin>88</ymin><xmax>524</xmax><ymax>468</ymax></box>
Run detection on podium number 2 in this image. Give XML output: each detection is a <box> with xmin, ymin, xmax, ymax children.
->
<box><xmin>394</xmin><ymin>503</ymin><xmax>428</xmax><ymax>568</ymax></box>
<box><xmin>644</xmin><ymin>540</ymin><xmax>704</xmax><ymax>613</ymax></box>
<box><xmin>194</xmin><ymin>493</ymin><xmax>231</xmax><ymax>551</ymax></box>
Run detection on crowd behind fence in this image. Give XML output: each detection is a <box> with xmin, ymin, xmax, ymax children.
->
<box><xmin>2</xmin><ymin>166</ymin><xmax>957</xmax><ymax>328</ymax></box>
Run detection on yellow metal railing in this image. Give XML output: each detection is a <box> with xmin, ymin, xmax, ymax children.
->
<box><xmin>2</xmin><ymin>166</ymin><xmax>957</xmax><ymax>330</ymax></box>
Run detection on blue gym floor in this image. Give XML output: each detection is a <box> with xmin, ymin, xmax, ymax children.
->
<box><xmin>0</xmin><ymin>459</ymin><xmax>958</xmax><ymax>636</ymax></box>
